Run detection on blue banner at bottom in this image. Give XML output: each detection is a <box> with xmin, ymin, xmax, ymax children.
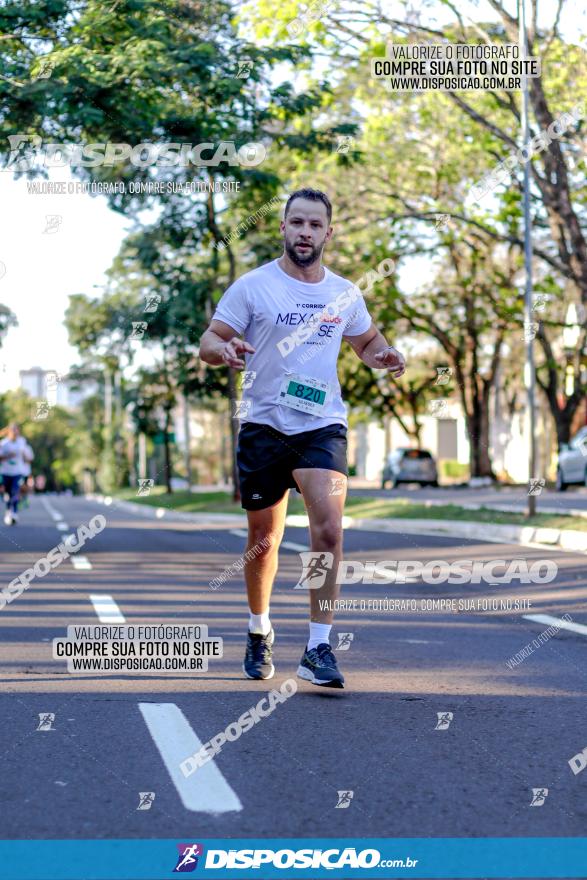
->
<box><xmin>0</xmin><ymin>838</ymin><xmax>585</xmax><ymax>880</ymax></box>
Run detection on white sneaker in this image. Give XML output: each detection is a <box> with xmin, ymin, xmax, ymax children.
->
<box><xmin>11</xmin><ymin>512</ymin><xmax>18</xmax><ymax>524</ymax></box>
<box><xmin>3</xmin><ymin>511</ymin><xmax>12</xmax><ymax>526</ymax></box>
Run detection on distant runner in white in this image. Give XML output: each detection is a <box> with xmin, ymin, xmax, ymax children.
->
<box><xmin>0</xmin><ymin>424</ymin><xmax>34</xmax><ymax>526</ymax></box>
<box><xmin>200</xmin><ymin>188</ymin><xmax>406</xmax><ymax>689</ymax></box>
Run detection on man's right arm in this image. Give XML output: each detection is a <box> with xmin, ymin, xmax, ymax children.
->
<box><xmin>199</xmin><ymin>319</ymin><xmax>255</xmax><ymax>369</ymax></box>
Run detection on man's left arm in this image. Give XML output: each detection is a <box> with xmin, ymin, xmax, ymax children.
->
<box><xmin>344</xmin><ymin>322</ymin><xmax>406</xmax><ymax>377</ymax></box>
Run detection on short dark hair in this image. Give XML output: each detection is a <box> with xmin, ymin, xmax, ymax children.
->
<box><xmin>284</xmin><ymin>188</ymin><xmax>332</xmax><ymax>224</ymax></box>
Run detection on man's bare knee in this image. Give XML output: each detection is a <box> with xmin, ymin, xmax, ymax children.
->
<box><xmin>311</xmin><ymin>521</ymin><xmax>342</xmax><ymax>551</ymax></box>
<box><xmin>247</xmin><ymin>530</ymin><xmax>281</xmax><ymax>560</ymax></box>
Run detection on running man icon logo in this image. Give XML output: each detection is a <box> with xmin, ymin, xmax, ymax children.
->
<box><xmin>137</xmin><ymin>479</ymin><xmax>154</xmax><ymax>497</ymax></box>
<box><xmin>435</xmin><ymin>366</ymin><xmax>452</xmax><ymax>386</ymax></box>
<box><xmin>523</xmin><ymin>321</ymin><xmax>539</xmax><ymax>342</ymax></box>
<box><xmin>144</xmin><ymin>293</ymin><xmax>161</xmax><ymax>313</ymax></box>
<box><xmin>233</xmin><ymin>399</ymin><xmax>252</xmax><ymax>419</ymax></box>
<box><xmin>428</xmin><ymin>399</ymin><xmax>448</xmax><ymax>416</ymax></box>
<box><xmin>130</xmin><ymin>321</ymin><xmax>148</xmax><ymax>340</ymax></box>
<box><xmin>42</xmin><ymin>214</ymin><xmax>62</xmax><ymax>234</ymax></box>
<box><xmin>329</xmin><ymin>476</ymin><xmax>346</xmax><ymax>496</ymax></box>
<box><xmin>528</xmin><ymin>478</ymin><xmax>545</xmax><ymax>496</ymax></box>
<box><xmin>33</xmin><ymin>401</ymin><xmax>51</xmax><ymax>420</ymax></box>
<box><xmin>241</xmin><ymin>371</ymin><xmax>257</xmax><ymax>390</ymax></box>
<box><xmin>336</xmin><ymin>632</ymin><xmax>354</xmax><ymax>651</ymax></box>
<box><xmin>236</xmin><ymin>60</ymin><xmax>252</xmax><ymax>78</ymax></box>
<box><xmin>137</xmin><ymin>791</ymin><xmax>155</xmax><ymax>810</ymax></box>
<box><xmin>435</xmin><ymin>712</ymin><xmax>453</xmax><ymax>730</ymax></box>
<box><xmin>286</xmin><ymin>17</ymin><xmax>305</xmax><ymax>38</ymax></box>
<box><xmin>37</xmin><ymin>713</ymin><xmax>55</xmax><ymax>731</ymax></box>
<box><xmin>32</xmin><ymin>60</ymin><xmax>55</xmax><ymax>80</ymax></box>
<box><xmin>173</xmin><ymin>843</ymin><xmax>204</xmax><ymax>872</ymax></box>
<box><xmin>434</xmin><ymin>214</ymin><xmax>454</xmax><ymax>231</ymax></box>
<box><xmin>335</xmin><ymin>790</ymin><xmax>354</xmax><ymax>809</ymax></box>
<box><xmin>530</xmin><ymin>788</ymin><xmax>549</xmax><ymax>806</ymax></box>
<box><xmin>335</xmin><ymin>135</ymin><xmax>355</xmax><ymax>154</ymax></box>
<box><xmin>294</xmin><ymin>551</ymin><xmax>334</xmax><ymax>589</ymax></box>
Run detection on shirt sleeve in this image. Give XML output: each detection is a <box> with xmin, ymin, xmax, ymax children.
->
<box><xmin>343</xmin><ymin>292</ymin><xmax>373</xmax><ymax>337</ymax></box>
<box><xmin>212</xmin><ymin>275</ymin><xmax>251</xmax><ymax>336</ymax></box>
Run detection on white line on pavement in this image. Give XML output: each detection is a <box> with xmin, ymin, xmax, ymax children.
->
<box><xmin>138</xmin><ymin>703</ymin><xmax>242</xmax><ymax>814</ymax></box>
<box><xmin>40</xmin><ymin>497</ymin><xmax>63</xmax><ymax>521</ymax></box>
<box><xmin>523</xmin><ymin>613</ymin><xmax>587</xmax><ymax>637</ymax></box>
<box><xmin>230</xmin><ymin>529</ymin><xmax>308</xmax><ymax>553</ymax></box>
<box><xmin>71</xmin><ymin>556</ymin><xmax>92</xmax><ymax>571</ymax></box>
<box><xmin>281</xmin><ymin>541</ymin><xmax>309</xmax><ymax>552</ymax></box>
<box><xmin>56</xmin><ymin>522</ymin><xmax>69</xmax><ymax>531</ymax></box>
<box><xmin>90</xmin><ymin>594</ymin><xmax>125</xmax><ymax>623</ymax></box>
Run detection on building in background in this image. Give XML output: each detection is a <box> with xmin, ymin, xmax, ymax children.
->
<box><xmin>19</xmin><ymin>367</ymin><xmax>98</xmax><ymax>409</ymax></box>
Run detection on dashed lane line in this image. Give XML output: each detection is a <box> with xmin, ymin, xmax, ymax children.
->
<box><xmin>89</xmin><ymin>594</ymin><xmax>125</xmax><ymax>623</ymax></box>
<box><xmin>138</xmin><ymin>703</ymin><xmax>242</xmax><ymax>814</ymax></box>
<box><xmin>523</xmin><ymin>613</ymin><xmax>587</xmax><ymax>637</ymax></box>
<box><xmin>71</xmin><ymin>556</ymin><xmax>92</xmax><ymax>571</ymax></box>
<box><xmin>40</xmin><ymin>496</ymin><xmax>63</xmax><ymax>522</ymax></box>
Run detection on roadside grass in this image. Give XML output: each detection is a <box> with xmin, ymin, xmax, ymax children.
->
<box><xmin>113</xmin><ymin>487</ymin><xmax>586</xmax><ymax>531</ymax></box>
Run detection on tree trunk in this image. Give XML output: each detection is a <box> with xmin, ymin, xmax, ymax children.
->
<box><xmin>163</xmin><ymin>405</ymin><xmax>173</xmax><ymax>495</ymax></box>
<box><xmin>462</xmin><ymin>385</ymin><xmax>496</xmax><ymax>479</ymax></box>
<box><xmin>553</xmin><ymin>409</ymin><xmax>575</xmax><ymax>449</ymax></box>
<box><xmin>207</xmin><ymin>180</ymin><xmax>240</xmax><ymax>503</ymax></box>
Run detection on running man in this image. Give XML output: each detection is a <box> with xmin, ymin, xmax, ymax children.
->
<box><xmin>0</xmin><ymin>424</ymin><xmax>34</xmax><ymax>526</ymax></box>
<box><xmin>199</xmin><ymin>188</ymin><xmax>405</xmax><ymax>688</ymax></box>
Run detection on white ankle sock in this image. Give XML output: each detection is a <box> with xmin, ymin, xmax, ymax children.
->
<box><xmin>249</xmin><ymin>609</ymin><xmax>271</xmax><ymax>635</ymax></box>
<box><xmin>307</xmin><ymin>622</ymin><xmax>331</xmax><ymax>650</ymax></box>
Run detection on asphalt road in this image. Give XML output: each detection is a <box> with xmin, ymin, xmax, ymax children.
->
<box><xmin>349</xmin><ymin>482</ymin><xmax>587</xmax><ymax>515</ymax></box>
<box><xmin>1</xmin><ymin>494</ymin><xmax>586</xmax><ymax>849</ymax></box>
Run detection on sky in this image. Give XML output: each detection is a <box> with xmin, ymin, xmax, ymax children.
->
<box><xmin>0</xmin><ymin>166</ymin><xmax>129</xmax><ymax>392</ymax></box>
<box><xmin>0</xmin><ymin>0</ymin><xmax>583</xmax><ymax>395</ymax></box>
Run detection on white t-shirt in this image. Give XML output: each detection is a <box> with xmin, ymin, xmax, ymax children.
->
<box><xmin>0</xmin><ymin>436</ymin><xmax>34</xmax><ymax>476</ymax></box>
<box><xmin>212</xmin><ymin>259</ymin><xmax>372</xmax><ymax>434</ymax></box>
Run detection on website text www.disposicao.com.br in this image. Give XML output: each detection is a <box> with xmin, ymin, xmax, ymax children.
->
<box><xmin>200</xmin><ymin>847</ymin><xmax>418</xmax><ymax>870</ymax></box>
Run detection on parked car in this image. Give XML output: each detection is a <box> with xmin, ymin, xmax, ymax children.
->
<box><xmin>556</xmin><ymin>427</ymin><xmax>587</xmax><ymax>491</ymax></box>
<box><xmin>381</xmin><ymin>448</ymin><xmax>439</xmax><ymax>489</ymax></box>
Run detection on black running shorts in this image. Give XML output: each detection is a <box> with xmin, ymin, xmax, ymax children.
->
<box><xmin>236</xmin><ymin>421</ymin><xmax>348</xmax><ymax>511</ymax></box>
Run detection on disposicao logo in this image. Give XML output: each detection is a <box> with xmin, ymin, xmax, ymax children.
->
<box><xmin>173</xmin><ymin>843</ymin><xmax>204</xmax><ymax>872</ymax></box>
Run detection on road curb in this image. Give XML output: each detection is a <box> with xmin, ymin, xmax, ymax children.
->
<box><xmin>86</xmin><ymin>494</ymin><xmax>586</xmax><ymax>554</ymax></box>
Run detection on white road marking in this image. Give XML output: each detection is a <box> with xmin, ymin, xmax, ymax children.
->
<box><xmin>373</xmin><ymin>564</ymin><xmax>419</xmax><ymax>583</ymax></box>
<box><xmin>40</xmin><ymin>497</ymin><xmax>62</xmax><ymax>521</ymax></box>
<box><xmin>230</xmin><ymin>529</ymin><xmax>308</xmax><ymax>552</ymax></box>
<box><xmin>71</xmin><ymin>556</ymin><xmax>92</xmax><ymax>571</ymax></box>
<box><xmin>89</xmin><ymin>594</ymin><xmax>125</xmax><ymax>623</ymax></box>
<box><xmin>523</xmin><ymin>613</ymin><xmax>587</xmax><ymax>637</ymax></box>
<box><xmin>138</xmin><ymin>703</ymin><xmax>242</xmax><ymax>814</ymax></box>
<box><xmin>281</xmin><ymin>541</ymin><xmax>309</xmax><ymax>552</ymax></box>
<box><xmin>398</xmin><ymin>639</ymin><xmax>438</xmax><ymax>644</ymax></box>
<box><xmin>56</xmin><ymin>522</ymin><xmax>69</xmax><ymax>531</ymax></box>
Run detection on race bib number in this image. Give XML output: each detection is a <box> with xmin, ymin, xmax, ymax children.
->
<box><xmin>278</xmin><ymin>372</ymin><xmax>330</xmax><ymax>416</ymax></box>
